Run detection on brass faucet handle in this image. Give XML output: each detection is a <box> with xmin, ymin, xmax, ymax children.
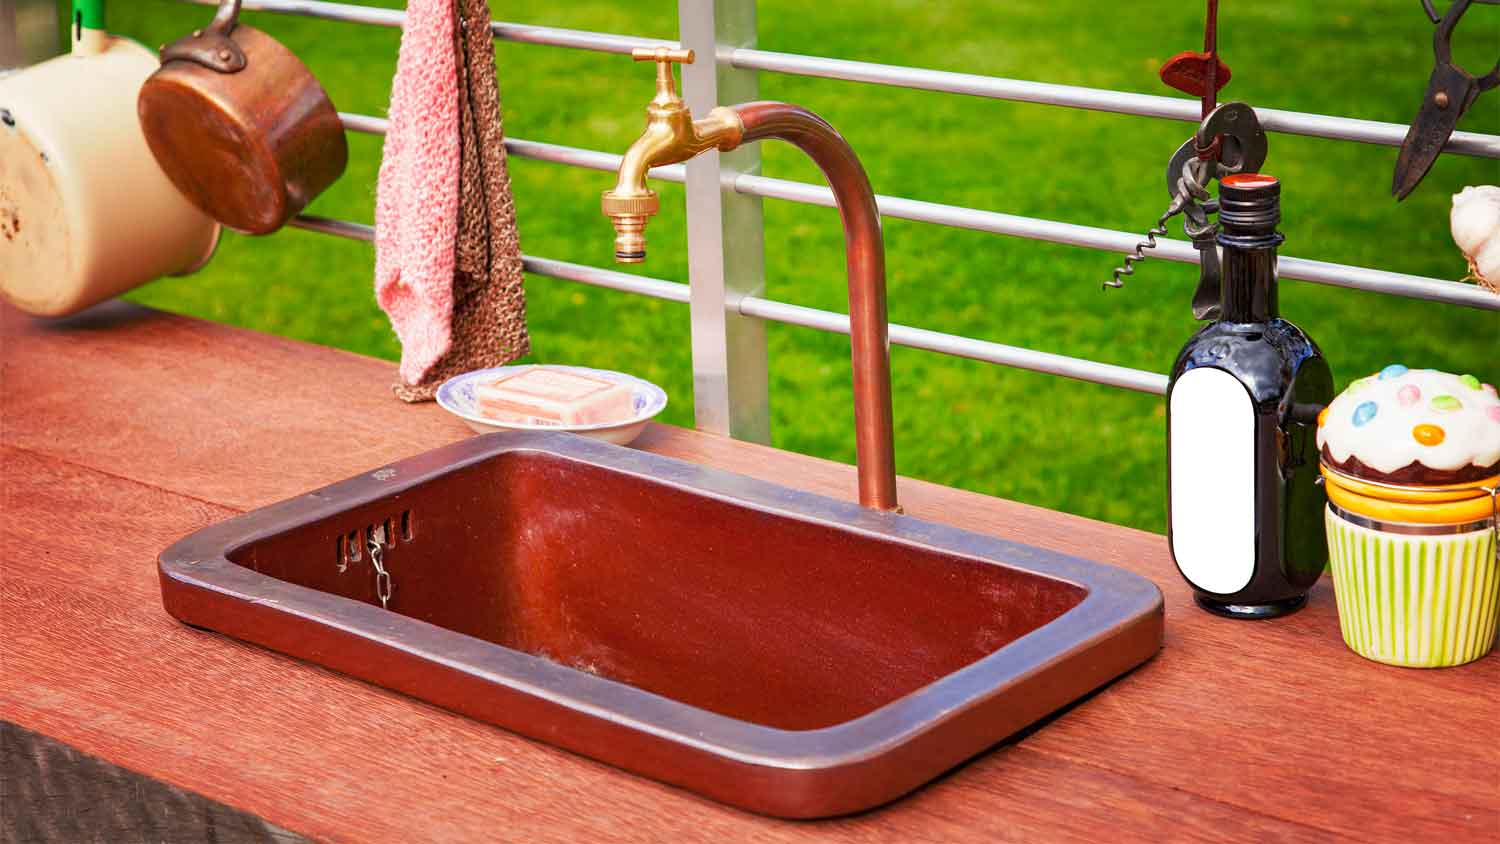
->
<box><xmin>632</xmin><ymin>47</ymin><xmax>694</xmax><ymax>108</ymax></box>
<box><xmin>630</xmin><ymin>46</ymin><xmax>694</xmax><ymax>65</ymax></box>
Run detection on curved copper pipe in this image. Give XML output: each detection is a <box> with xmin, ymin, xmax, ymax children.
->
<box><xmin>732</xmin><ymin>102</ymin><xmax>898</xmax><ymax>511</ymax></box>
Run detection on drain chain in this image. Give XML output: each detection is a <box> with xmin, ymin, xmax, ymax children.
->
<box><xmin>368</xmin><ymin>525</ymin><xmax>393</xmax><ymax>610</ymax></box>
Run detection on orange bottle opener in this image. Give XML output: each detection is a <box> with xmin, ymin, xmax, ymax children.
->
<box><xmin>1159</xmin><ymin>51</ymin><xmax>1232</xmax><ymax>102</ymax></box>
<box><xmin>1159</xmin><ymin>0</ymin><xmax>1231</xmax><ymax>160</ymax></box>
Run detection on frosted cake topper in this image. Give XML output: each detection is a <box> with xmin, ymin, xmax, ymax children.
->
<box><xmin>1317</xmin><ymin>366</ymin><xmax>1500</xmax><ymax>484</ymax></box>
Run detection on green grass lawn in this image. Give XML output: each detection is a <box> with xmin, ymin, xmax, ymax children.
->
<box><xmin>106</xmin><ymin>0</ymin><xmax>1497</xmax><ymax>532</ymax></box>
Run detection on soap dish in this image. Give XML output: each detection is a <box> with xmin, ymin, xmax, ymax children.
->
<box><xmin>436</xmin><ymin>365</ymin><xmax>668</xmax><ymax>445</ymax></box>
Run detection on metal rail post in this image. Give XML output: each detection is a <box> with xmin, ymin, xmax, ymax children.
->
<box><xmin>678</xmin><ymin>0</ymin><xmax>770</xmax><ymax>442</ymax></box>
<box><xmin>0</xmin><ymin>1</ymin><xmax>14</xmax><ymax>69</ymax></box>
<box><xmin>2</xmin><ymin>0</ymin><xmax>65</xmax><ymax>70</ymax></box>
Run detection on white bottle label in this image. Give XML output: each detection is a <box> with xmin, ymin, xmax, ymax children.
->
<box><xmin>1169</xmin><ymin>367</ymin><xmax>1256</xmax><ymax>595</ymax></box>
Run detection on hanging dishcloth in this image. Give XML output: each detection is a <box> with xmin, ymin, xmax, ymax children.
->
<box><xmin>376</xmin><ymin>0</ymin><xmax>530</xmax><ymax>402</ymax></box>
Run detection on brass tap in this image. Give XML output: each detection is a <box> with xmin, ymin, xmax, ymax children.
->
<box><xmin>601</xmin><ymin>47</ymin><xmax>744</xmax><ymax>262</ymax></box>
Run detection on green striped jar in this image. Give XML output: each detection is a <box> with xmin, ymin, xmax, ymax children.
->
<box><xmin>1322</xmin><ymin>466</ymin><xmax>1498</xmax><ymax>668</ymax></box>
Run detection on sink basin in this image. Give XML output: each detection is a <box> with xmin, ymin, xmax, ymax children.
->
<box><xmin>159</xmin><ymin>431</ymin><xmax>1162</xmax><ymax>817</ymax></box>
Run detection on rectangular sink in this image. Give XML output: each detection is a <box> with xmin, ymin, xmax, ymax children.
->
<box><xmin>159</xmin><ymin>431</ymin><xmax>1162</xmax><ymax>817</ymax></box>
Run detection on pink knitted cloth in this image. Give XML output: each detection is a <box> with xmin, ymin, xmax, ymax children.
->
<box><xmin>375</xmin><ymin>0</ymin><xmax>460</xmax><ymax>385</ymax></box>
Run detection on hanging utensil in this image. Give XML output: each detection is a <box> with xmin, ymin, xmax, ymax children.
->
<box><xmin>137</xmin><ymin>0</ymin><xmax>348</xmax><ymax>234</ymax></box>
<box><xmin>1159</xmin><ymin>0</ymin><xmax>1233</xmax><ymax>162</ymax></box>
<box><xmin>1107</xmin><ymin>0</ymin><xmax>1242</xmax><ymax>296</ymax></box>
<box><xmin>1391</xmin><ymin>0</ymin><xmax>1500</xmax><ymax>200</ymax></box>
<box><xmin>1158</xmin><ymin>0</ymin><xmax>1231</xmax><ymax>120</ymax></box>
<box><xmin>0</xmin><ymin>0</ymin><xmax>221</xmax><ymax>316</ymax></box>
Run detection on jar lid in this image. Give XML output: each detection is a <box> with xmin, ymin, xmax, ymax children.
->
<box><xmin>1321</xmin><ymin>462</ymin><xmax>1498</xmax><ymax>525</ymax></box>
<box><xmin>1316</xmin><ymin>367</ymin><xmax>1500</xmax><ymax>487</ymax></box>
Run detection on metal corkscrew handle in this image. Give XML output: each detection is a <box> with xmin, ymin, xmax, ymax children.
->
<box><xmin>1103</xmin><ymin>102</ymin><xmax>1267</xmax><ymax>298</ymax></box>
<box><xmin>1104</xmin><ymin>152</ymin><xmax>1212</xmax><ymax>290</ymax></box>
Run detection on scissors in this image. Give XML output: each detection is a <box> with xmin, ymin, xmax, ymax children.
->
<box><xmin>1392</xmin><ymin>0</ymin><xmax>1500</xmax><ymax>200</ymax></box>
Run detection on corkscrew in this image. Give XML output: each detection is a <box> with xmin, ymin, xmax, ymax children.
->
<box><xmin>1103</xmin><ymin>145</ymin><xmax>1214</xmax><ymax>291</ymax></box>
<box><xmin>1104</xmin><ymin>101</ymin><xmax>1267</xmax><ymax>320</ymax></box>
<box><xmin>1106</xmin><ymin>209</ymin><xmax>1176</xmax><ymax>291</ymax></box>
<box><xmin>1107</xmin><ymin>0</ymin><xmax>1268</xmax><ymax>317</ymax></box>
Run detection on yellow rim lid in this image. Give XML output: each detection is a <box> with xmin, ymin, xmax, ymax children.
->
<box><xmin>1321</xmin><ymin>464</ymin><xmax>1498</xmax><ymax>525</ymax></box>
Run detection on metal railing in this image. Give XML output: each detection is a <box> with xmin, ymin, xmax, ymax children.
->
<box><xmin>193</xmin><ymin>0</ymin><xmax>1499</xmax><ymax>434</ymax></box>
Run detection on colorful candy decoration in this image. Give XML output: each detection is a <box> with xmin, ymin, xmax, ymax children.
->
<box><xmin>1317</xmin><ymin>406</ymin><xmax>1329</xmax><ymax>427</ymax></box>
<box><xmin>1320</xmin><ymin>369</ymin><xmax>1500</xmax><ymax>507</ymax></box>
<box><xmin>1413</xmin><ymin>423</ymin><xmax>1446</xmax><ymax>446</ymax></box>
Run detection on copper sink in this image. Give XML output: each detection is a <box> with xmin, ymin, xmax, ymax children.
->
<box><xmin>159</xmin><ymin>431</ymin><xmax>1162</xmax><ymax>817</ymax></box>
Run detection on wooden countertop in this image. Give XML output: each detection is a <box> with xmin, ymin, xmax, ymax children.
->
<box><xmin>2</xmin><ymin>301</ymin><xmax>1495</xmax><ymax>842</ymax></box>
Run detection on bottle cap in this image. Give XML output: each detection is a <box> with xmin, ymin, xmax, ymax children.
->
<box><xmin>1218</xmin><ymin>173</ymin><xmax>1280</xmax><ymax>231</ymax></box>
<box><xmin>1221</xmin><ymin>172</ymin><xmax>1280</xmax><ymax>191</ymax></box>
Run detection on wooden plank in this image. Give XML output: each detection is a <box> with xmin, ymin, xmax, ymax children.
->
<box><xmin>0</xmin><ymin>447</ymin><xmax>1323</xmax><ymax>843</ymax></box>
<box><xmin>3</xmin><ymin>302</ymin><xmax>1497</xmax><ymax>840</ymax></box>
<box><xmin>1</xmin><ymin>302</ymin><xmax>465</xmax><ymax>512</ymax></box>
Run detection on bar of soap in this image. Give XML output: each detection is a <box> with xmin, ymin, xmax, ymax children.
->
<box><xmin>475</xmin><ymin>368</ymin><xmax>637</xmax><ymax>426</ymax></box>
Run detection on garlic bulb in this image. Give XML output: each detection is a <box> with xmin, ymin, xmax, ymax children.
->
<box><xmin>1451</xmin><ymin>185</ymin><xmax>1500</xmax><ymax>293</ymax></box>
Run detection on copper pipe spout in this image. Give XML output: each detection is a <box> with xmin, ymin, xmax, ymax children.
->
<box><xmin>601</xmin><ymin>60</ymin><xmax>898</xmax><ymax>510</ymax></box>
<box><xmin>733</xmin><ymin>102</ymin><xmax>898</xmax><ymax>512</ymax></box>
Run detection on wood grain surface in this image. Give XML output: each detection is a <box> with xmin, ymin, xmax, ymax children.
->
<box><xmin>2</xmin><ymin>301</ymin><xmax>1496</xmax><ymax>842</ymax></box>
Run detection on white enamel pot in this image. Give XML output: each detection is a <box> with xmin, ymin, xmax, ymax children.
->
<box><xmin>0</xmin><ymin>1</ymin><xmax>220</xmax><ymax>317</ymax></box>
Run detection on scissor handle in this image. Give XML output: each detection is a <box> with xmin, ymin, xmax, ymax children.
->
<box><xmin>1425</xmin><ymin>0</ymin><xmax>1500</xmax><ymax>23</ymax></box>
<box><xmin>1429</xmin><ymin>0</ymin><xmax>1500</xmax><ymax>88</ymax></box>
<box><xmin>1480</xmin><ymin>63</ymin><xmax>1500</xmax><ymax>92</ymax></box>
<box><xmin>1431</xmin><ymin>0</ymin><xmax>1470</xmax><ymax>64</ymax></box>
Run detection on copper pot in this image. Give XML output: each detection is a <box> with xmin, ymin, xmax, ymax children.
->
<box><xmin>137</xmin><ymin>0</ymin><xmax>347</xmax><ymax>235</ymax></box>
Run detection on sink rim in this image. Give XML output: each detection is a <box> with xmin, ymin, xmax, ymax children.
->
<box><xmin>159</xmin><ymin>430</ymin><xmax>1162</xmax><ymax>773</ymax></box>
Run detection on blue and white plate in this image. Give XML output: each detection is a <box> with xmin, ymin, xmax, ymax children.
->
<box><xmin>436</xmin><ymin>365</ymin><xmax>668</xmax><ymax>445</ymax></box>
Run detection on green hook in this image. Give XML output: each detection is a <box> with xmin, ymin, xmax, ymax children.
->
<box><xmin>73</xmin><ymin>0</ymin><xmax>106</xmax><ymax>35</ymax></box>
